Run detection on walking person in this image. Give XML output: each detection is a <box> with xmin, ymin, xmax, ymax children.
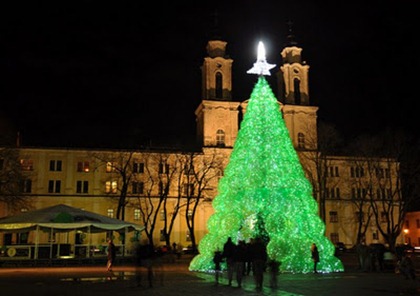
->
<box><xmin>141</xmin><ymin>241</ymin><xmax>155</xmax><ymax>287</ymax></box>
<box><xmin>356</xmin><ymin>241</ymin><xmax>369</xmax><ymax>271</ymax></box>
<box><xmin>398</xmin><ymin>251</ymin><xmax>416</xmax><ymax>280</ymax></box>
<box><xmin>234</xmin><ymin>240</ymin><xmax>247</xmax><ymax>287</ymax></box>
<box><xmin>106</xmin><ymin>239</ymin><xmax>116</xmax><ymax>272</ymax></box>
<box><xmin>223</xmin><ymin>237</ymin><xmax>236</xmax><ymax>286</ymax></box>
<box><xmin>268</xmin><ymin>259</ymin><xmax>280</xmax><ymax>288</ymax></box>
<box><xmin>311</xmin><ymin>243</ymin><xmax>320</xmax><ymax>273</ymax></box>
<box><xmin>251</xmin><ymin>237</ymin><xmax>267</xmax><ymax>291</ymax></box>
<box><xmin>213</xmin><ymin>249</ymin><xmax>223</xmax><ymax>285</ymax></box>
<box><xmin>244</xmin><ymin>241</ymin><xmax>253</xmax><ymax>276</ymax></box>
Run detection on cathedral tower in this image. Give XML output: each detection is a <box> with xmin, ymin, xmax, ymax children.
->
<box><xmin>276</xmin><ymin>22</ymin><xmax>318</xmax><ymax>150</ymax></box>
<box><xmin>195</xmin><ymin>40</ymin><xmax>240</xmax><ymax>148</ymax></box>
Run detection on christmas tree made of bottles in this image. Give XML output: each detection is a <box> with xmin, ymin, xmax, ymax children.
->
<box><xmin>189</xmin><ymin>42</ymin><xmax>343</xmax><ymax>274</ymax></box>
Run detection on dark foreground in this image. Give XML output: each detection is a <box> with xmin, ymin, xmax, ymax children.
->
<box><xmin>0</xmin><ymin>253</ymin><xmax>419</xmax><ymax>296</ymax></box>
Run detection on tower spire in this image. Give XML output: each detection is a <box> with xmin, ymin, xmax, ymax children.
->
<box><xmin>210</xmin><ymin>9</ymin><xmax>222</xmax><ymax>40</ymax></box>
<box><xmin>285</xmin><ymin>19</ymin><xmax>298</xmax><ymax>47</ymax></box>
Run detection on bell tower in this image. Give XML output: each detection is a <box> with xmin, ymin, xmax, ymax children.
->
<box><xmin>195</xmin><ymin>39</ymin><xmax>240</xmax><ymax>148</ymax></box>
<box><xmin>277</xmin><ymin>22</ymin><xmax>318</xmax><ymax>150</ymax></box>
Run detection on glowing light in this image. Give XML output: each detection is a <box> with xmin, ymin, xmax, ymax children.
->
<box><xmin>257</xmin><ymin>41</ymin><xmax>266</xmax><ymax>61</ymax></box>
<box><xmin>189</xmin><ymin>75</ymin><xmax>344</xmax><ymax>274</ymax></box>
<box><xmin>247</xmin><ymin>41</ymin><xmax>276</xmax><ymax>76</ymax></box>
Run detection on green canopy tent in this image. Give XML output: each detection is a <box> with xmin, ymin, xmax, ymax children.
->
<box><xmin>0</xmin><ymin>204</ymin><xmax>144</xmax><ymax>260</ymax></box>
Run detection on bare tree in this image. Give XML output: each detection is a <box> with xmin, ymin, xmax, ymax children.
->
<box><xmin>347</xmin><ymin>130</ymin><xmax>416</xmax><ymax>251</ymax></box>
<box><xmin>0</xmin><ymin>147</ymin><xmax>33</xmax><ymax>212</ymax></box>
<box><xmin>179</xmin><ymin>149</ymin><xmax>224</xmax><ymax>254</ymax></box>
<box><xmin>90</xmin><ymin>150</ymin><xmax>136</xmax><ymax>221</ymax></box>
<box><xmin>129</xmin><ymin>152</ymin><xmax>176</xmax><ymax>249</ymax></box>
<box><xmin>161</xmin><ymin>153</ymin><xmax>185</xmax><ymax>248</ymax></box>
<box><xmin>299</xmin><ymin>122</ymin><xmax>343</xmax><ymax>222</ymax></box>
<box><xmin>346</xmin><ymin>157</ymin><xmax>374</xmax><ymax>245</ymax></box>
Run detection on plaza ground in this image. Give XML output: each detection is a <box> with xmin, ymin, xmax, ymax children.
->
<box><xmin>0</xmin><ymin>252</ymin><xmax>419</xmax><ymax>296</ymax></box>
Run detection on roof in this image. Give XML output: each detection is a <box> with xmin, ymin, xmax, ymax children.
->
<box><xmin>0</xmin><ymin>204</ymin><xmax>144</xmax><ymax>233</ymax></box>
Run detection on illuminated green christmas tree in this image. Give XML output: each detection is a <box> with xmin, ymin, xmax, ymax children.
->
<box><xmin>189</xmin><ymin>42</ymin><xmax>343</xmax><ymax>274</ymax></box>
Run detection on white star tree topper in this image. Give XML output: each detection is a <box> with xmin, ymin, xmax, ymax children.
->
<box><xmin>247</xmin><ymin>41</ymin><xmax>276</xmax><ymax>76</ymax></box>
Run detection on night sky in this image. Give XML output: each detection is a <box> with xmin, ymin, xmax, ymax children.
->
<box><xmin>1</xmin><ymin>1</ymin><xmax>419</xmax><ymax>148</ymax></box>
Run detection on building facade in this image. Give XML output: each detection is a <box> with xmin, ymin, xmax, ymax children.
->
<box><xmin>0</xmin><ymin>33</ymin><xmax>403</xmax><ymax>257</ymax></box>
<box><xmin>403</xmin><ymin>211</ymin><xmax>420</xmax><ymax>247</ymax></box>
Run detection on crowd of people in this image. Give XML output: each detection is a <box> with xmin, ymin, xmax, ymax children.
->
<box><xmin>213</xmin><ymin>236</ymin><xmax>278</xmax><ymax>291</ymax></box>
<box><xmin>212</xmin><ymin>238</ymin><xmax>325</xmax><ymax>290</ymax></box>
<box><xmin>354</xmin><ymin>241</ymin><xmax>416</xmax><ymax>281</ymax></box>
<box><xmin>105</xmin><ymin>237</ymin><xmax>416</xmax><ymax>291</ymax></box>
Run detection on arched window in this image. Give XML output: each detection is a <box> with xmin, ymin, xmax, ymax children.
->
<box><xmin>297</xmin><ymin>132</ymin><xmax>305</xmax><ymax>149</ymax></box>
<box><xmin>216</xmin><ymin>129</ymin><xmax>225</xmax><ymax>147</ymax></box>
<box><xmin>293</xmin><ymin>78</ymin><xmax>301</xmax><ymax>105</ymax></box>
<box><xmin>215</xmin><ymin>72</ymin><xmax>223</xmax><ymax>99</ymax></box>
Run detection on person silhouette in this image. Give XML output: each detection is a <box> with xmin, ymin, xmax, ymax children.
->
<box><xmin>213</xmin><ymin>249</ymin><xmax>223</xmax><ymax>285</ymax></box>
<box><xmin>106</xmin><ymin>239</ymin><xmax>116</xmax><ymax>272</ymax></box>
<box><xmin>311</xmin><ymin>243</ymin><xmax>320</xmax><ymax>273</ymax></box>
<box><xmin>251</xmin><ymin>237</ymin><xmax>267</xmax><ymax>291</ymax></box>
<box><xmin>222</xmin><ymin>237</ymin><xmax>236</xmax><ymax>286</ymax></box>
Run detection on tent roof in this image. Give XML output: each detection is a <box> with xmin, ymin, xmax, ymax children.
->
<box><xmin>0</xmin><ymin>204</ymin><xmax>144</xmax><ymax>233</ymax></box>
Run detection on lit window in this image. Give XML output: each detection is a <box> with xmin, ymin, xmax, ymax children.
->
<box><xmin>77</xmin><ymin>161</ymin><xmax>90</xmax><ymax>172</ymax></box>
<box><xmin>20</xmin><ymin>159</ymin><xmax>33</xmax><ymax>171</ymax></box>
<box><xmin>105</xmin><ymin>181</ymin><xmax>118</xmax><ymax>193</ymax></box>
<box><xmin>107</xmin><ymin>209</ymin><xmax>114</xmax><ymax>218</ymax></box>
<box><xmin>134</xmin><ymin>209</ymin><xmax>141</xmax><ymax>221</ymax></box>
<box><xmin>106</xmin><ymin>162</ymin><xmax>117</xmax><ymax>173</ymax></box>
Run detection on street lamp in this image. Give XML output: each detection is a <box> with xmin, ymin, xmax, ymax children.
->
<box><xmin>403</xmin><ymin>228</ymin><xmax>409</xmax><ymax>244</ymax></box>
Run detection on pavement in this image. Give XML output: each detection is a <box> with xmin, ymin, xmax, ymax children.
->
<box><xmin>0</xmin><ymin>253</ymin><xmax>419</xmax><ymax>296</ymax></box>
